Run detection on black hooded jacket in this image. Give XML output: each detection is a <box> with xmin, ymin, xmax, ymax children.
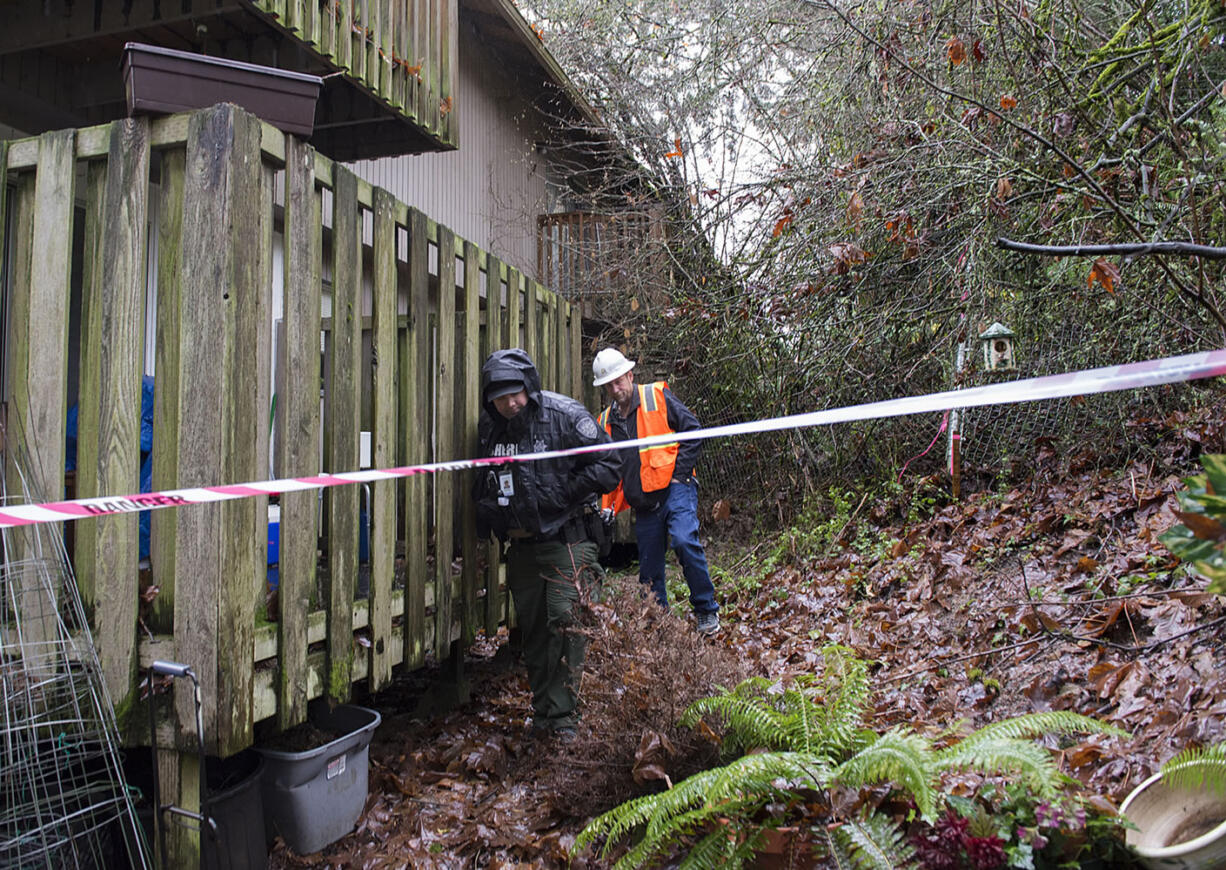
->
<box><xmin>474</xmin><ymin>348</ymin><xmax>620</xmax><ymax>541</ymax></box>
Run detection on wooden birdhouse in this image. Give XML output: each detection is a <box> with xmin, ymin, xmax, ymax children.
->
<box><xmin>979</xmin><ymin>322</ymin><xmax>1016</xmax><ymax>371</ymax></box>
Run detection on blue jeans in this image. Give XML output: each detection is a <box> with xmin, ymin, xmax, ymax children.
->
<box><xmin>635</xmin><ymin>479</ymin><xmax>718</xmax><ymax>615</ymax></box>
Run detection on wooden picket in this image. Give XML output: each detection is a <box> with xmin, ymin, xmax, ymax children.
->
<box><xmin>434</xmin><ymin>226</ymin><xmax>457</xmax><ymax>662</ymax></box>
<box><xmin>326</xmin><ymin>164</ymin><xmax>363</xmax><ymax>705</ymax></box>
<box><xmin>369</xmin><ymin>187</ymin><xmax>399</xmax><ymax>692</ymax></box>
<box><xmin>275</xmin><ymin>135</ymin><xmax>322</xmax><ymax>729</ymax></box>
<box><xmin>77</xmin><ymin>122</ymin><xmax>150</xmax><ymax>701</ymax></box>
<box><xmin>403</xmin><ymin>207</ymin><xmax>431</xmax><ymax>670</ymax></box>
<box><xmin>460</xmin><ymin>241</ymin><xmax>481</xmax><ymax>643</ymax></box>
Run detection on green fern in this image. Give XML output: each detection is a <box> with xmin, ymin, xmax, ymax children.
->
<box><xmin>679</xmin><ymin>677</ymin><xmax>803</xmax><ymax>753</ymax></box>
<box><xmin>1161</xmin><ymin>742</ymin><xmax>1226</xmax><ymax>794</ymax></box>
<box><xmin>834</xmin><ymin>812</ymin><xmax>917</xmax><ymax>870</ymax></box>
<box><xmin>935</xmin><ymin>738</ymin><xmax>1064</xmax><ymax>798</ymax></box>
<box><xmin>574</xmin><ymin>751</ymin><xmax>831</xmax><ymax>864</ymax></box>
<box><xmin>809</xmin><ymin>645</ymin><xmax>873</xmax><ymax>756</ymax></box>
<box><xmin>678</xmin><ymin>645</ymin><xmax>871</xmax><ymax>760</ymax></box>
<box><xmin>933</xmin><ymin>712</ymin><xmax>1129</xmax><ymax>800</ymax></box>
<box><xmin>948</xmin><ymin>710</ymin><xmax>1129</xmax><ymax>748</ymax></box>
<box><xmin>832</xmin><ymin>727</ymin><xmax>939</xmax><ymax>818</ymax></box>
<box><xmin>679</xmin><ymin>827</ymin><xmax>766</xmax><ymax>869</ymax></box>
<box><xmin>574</xmin><ymin>646</ymin><xmax>1126</xmax><ymax>869</ymax></box>
<box><xmin>823</xmin><ymin>827</ymin><xmax>856</xmax><ymax>870</ymax></box>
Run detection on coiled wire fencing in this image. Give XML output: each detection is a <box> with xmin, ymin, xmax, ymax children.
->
<box><xmin>0</xmin><ymin>445</ymin><xmax>150</xmax><ymax>869</ymax></box>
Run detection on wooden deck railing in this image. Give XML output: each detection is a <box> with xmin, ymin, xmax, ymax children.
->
<box><xmin>253</xmin><ymin>0</ymin><xmax>457</xmax><ymax>147</ymax></box>
<box><xmin>537</xmin><ymin>208</ymin><xmax>669</xmax><ymax>303</ymax></box>
<box><xmin>1</xmin><ymin>103</ymin><xmax>581</xmax><ymax>758</ymax></box>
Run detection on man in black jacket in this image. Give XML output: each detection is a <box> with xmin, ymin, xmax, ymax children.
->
<box><xmin>474</xmin><ymin>348</ymin><xmax>620</xmax><ymax>738</ymax></box>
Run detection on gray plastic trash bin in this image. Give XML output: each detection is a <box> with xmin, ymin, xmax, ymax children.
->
<box><xmin>255</xmin><ymin>704</ymin><xmax>381</xmax><ymax>855</ymax></box>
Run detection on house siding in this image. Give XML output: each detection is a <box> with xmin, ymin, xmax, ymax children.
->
<box><xmin>349</xmin><ymin>19</ymin><xmax>558</xmax><ymax>281</ymax></box>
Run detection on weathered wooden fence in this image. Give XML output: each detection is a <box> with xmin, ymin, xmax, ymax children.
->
<box><xmin>0</xmin><ymin>103</ymin><xmax>583</xmax><ymax>762</ymax></box>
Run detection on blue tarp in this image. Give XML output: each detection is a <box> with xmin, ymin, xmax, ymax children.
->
<box><xmin>66</xmin><ymin>376</ymin><xmax>155</xmax><ymax>560</ymax></box>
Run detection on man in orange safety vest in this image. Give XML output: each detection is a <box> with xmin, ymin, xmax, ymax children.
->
<box><xmin>592</xmin><ymin>348</ymin><xmax>720</xmax><ymax>635</ymax></box>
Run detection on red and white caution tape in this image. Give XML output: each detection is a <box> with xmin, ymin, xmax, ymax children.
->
<box><xmin>4</xmin><ymin>348</ymin><xmax>1224</xmax><ymax>530</ymax></box>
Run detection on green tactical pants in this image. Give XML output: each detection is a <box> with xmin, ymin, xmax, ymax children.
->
<box><xmin>506</xmin><ymin>538</ymin><xmax>602</xmax><ymax>731</ymax></box>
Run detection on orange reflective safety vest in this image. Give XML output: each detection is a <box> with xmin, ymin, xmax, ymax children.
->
<box><xmin>597</xmin><ymin>381</ymin><xmax>684</xmax><ymax>515</ymax></box>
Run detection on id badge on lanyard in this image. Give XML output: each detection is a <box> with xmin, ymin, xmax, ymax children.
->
<box><xmin>497</xmin><ymin>469</ymin><xmax>515</xmax><ymax>505</ymax></box>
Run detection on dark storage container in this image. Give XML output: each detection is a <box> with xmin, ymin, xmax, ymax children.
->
<box><xmin>203</xmin><ymin>751</ymin><xmax>268</xmax><ymax>870</ymax></box>
<box><xmin>117</xmin><ymin>749</ymin><xmax>267</xmax><ymax>870</ymax></box>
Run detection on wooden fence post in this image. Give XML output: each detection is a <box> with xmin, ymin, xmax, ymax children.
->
<box><xmin>170</xmin><ymin>103</ymin><xmax>266</xmax><ymax>756</ymax></box>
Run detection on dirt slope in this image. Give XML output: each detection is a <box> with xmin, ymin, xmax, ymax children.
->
<box><xmin>269</xmin><ymin>399</ymin><xmax>1226</xmax><ymax>868</ymax></box>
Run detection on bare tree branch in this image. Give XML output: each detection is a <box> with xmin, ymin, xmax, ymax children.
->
<box><xmin>997</xmin><ymin>237</ymin><xmax>1226</xmax><ymax>260</ymax></box>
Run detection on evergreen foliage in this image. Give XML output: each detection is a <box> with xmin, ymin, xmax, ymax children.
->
<box><xmin>678</xmin><ymin>646</ymin><xmax>871</xmax><ymax>759</ymax></box>
<box><xmin>574</xmin><ymin>646</ymin><xmax>1127</xmax><ymax>868</ymax></box>
<box><xmin>834</xmin><ymin>812</ymin><xmax>916</xmax><ymax>870</ymax></box>
<box><xmin>1161</xmin><ymin>741</ymin><xmax>1226</xmax><ymax>794</ymax></box>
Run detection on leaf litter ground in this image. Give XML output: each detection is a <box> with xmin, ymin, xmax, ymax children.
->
<box><xmin>268</xmin><ymin>398</ymin><xmax>1226</xmax><ymax>868</ymax></box>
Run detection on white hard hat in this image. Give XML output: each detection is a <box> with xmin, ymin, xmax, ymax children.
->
<box><xmin>592</xmin><ymin>347</ymin><xmax>635</xmax><ymax>386</ymax></box>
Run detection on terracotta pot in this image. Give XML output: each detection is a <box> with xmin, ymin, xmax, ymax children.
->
<box><xmin>1120</xmin><ymin>766</ymin><xmax>1226</xmax><ymax>869</ymax></box>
